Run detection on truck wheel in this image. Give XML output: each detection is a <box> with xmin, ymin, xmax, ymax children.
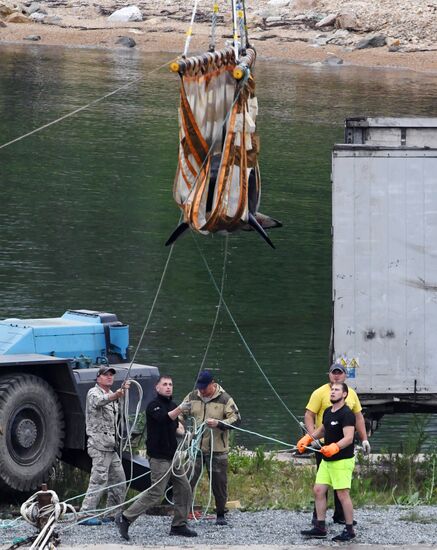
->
<box><xmin>0</xmin><ymin>374</ymin><xmax>65</xmax><ymax>492</ymax></box>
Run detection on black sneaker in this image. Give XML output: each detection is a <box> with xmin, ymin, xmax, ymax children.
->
<box><xmin>169</xmin><ymin>525</ymin><xmax>198</xmax><ymax>537</ymax></box>
<box><xmin>300</xmin><ymin>526</ymin><xmax>327</xmax><ymax>538</ymax></box>
<box><xmin>332</xmin><ymin>528</ymin><xmax>356</xmax><ymax>542</ymax></box>
<box><xmin>216</xmin><ymin>514</ymin><xmax>228</xmax><ymax>526</ymax></box>
<box><xmin>115</xmin><ymin>513</ymin><xmax>130</xmax><ymax>541</ymax></box>
<box><xmin>333</xmin><ymin>517</ymin><xmax>358</xmax><ymax>526</ymax></box>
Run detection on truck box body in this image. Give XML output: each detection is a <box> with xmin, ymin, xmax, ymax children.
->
<box><xmin>332</xmin><ymin>118</ymin><xmax>437</xmax><ymax>415</ymax></box>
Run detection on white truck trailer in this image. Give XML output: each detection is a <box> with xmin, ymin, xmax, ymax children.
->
<box><xmin>332</xmin><ymin>117</ymin><xmax>437</xmax><ymax>430</ymax></box>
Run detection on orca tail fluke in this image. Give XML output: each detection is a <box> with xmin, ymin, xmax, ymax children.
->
<box><xmin>165</xmin><ymin>222</ymin><xmax>189</xmax><ymax>246</ymax></box>
<box><xmin>248</xmin><ymin>212</ymin><xmax>275</xmax><ymax>249</ymax></box>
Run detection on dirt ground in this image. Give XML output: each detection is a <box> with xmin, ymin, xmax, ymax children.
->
<box><xmin>1</xmin><ymin>1</ymin><xmax>437</xmax><ymax>74</ymax></box>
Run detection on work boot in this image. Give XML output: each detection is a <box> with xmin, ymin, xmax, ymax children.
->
<box><xmin>332</xmin><ymin>528</ymin><xmax>356</xmax><ymax>542</ymax></box>
<box><xmin>115</xmin><ymin>513</ymin><xmax>131</xmax><ymax>541</ymax></box>
<box><xmin>169</xmin><ymin>525</ymin><xmax>198</xmax><ymax>537</ymax></box>
<box><xmin>216</xmin><ymin>513</ymin><xmax>228</xmax><ymax>525</ymax></box>
<box><xmin>300</xmin><ymin>526</ymin><xmax>327</xmax><ymax>538</ymax></box>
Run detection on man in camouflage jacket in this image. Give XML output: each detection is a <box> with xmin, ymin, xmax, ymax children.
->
<box><xmin>80</xmin><ymin>366</ymin><xmax>129</xmax><ymax>521</ymax></box>
<box><xmin>181</xmin><ymin>370</ymin><xmax>241</xmax><ymax>525</ymax></box>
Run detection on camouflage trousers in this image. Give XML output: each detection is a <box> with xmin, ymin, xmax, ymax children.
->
<box><xmin>190</xmin><ymin>452</ymin><xmax>228</xmax><ymax>515</ymax></box>
<box><xmin>123</xmin><ymin>457</ymin><xmax>192</xmax><ymax>527</ymax></box>
<box><xmin>80</xmin><ymin>446</ymin><xmax>126</xmax><ymax>514</ymax></box>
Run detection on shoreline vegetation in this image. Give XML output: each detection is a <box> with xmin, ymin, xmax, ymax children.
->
<box><xmin>1</xmin><ymin>416</ymin><xmax>436</xmax><ymax>517</ymax></box>
<box><xmin>1</xmin><ymin>0</ymin><xmax>437</xmax><ymax>74</ymax></box>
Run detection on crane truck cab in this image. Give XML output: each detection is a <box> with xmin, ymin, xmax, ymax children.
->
<box><xmin>0</xmin><ymin>309</ymin><xmax>159</xmax><ymax>494</ymax></box>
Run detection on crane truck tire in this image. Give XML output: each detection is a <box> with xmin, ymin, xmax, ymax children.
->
<box><xmin>0</xmin><ymin>374</ymin><xmax>65</xmax><ymax>493</ymax></box>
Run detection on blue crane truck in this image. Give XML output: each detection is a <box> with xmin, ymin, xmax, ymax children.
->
<box><xmin>0</xmin><ymin>309</ymin><xmax>159</xmax><ymax>495</ymax></box>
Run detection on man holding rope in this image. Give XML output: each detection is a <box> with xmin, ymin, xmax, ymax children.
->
<box><xmin>297</xmin><ymin>382</ymin><xmax>357</xmax><ymax>542</ymax></box>
<box><xmin>303</xmin><ymin>363</ymin><xmax>370</xmax><ymax>525</ymax></box>
<box><xmin>80</xmin><ymin>366</ymin><xmax>130</xmax><ymax>525</ymax></box>
<box><xmin>116</xmin><ymin>375</ymin><xmax>197</xmax><ymax>540</ymax></box>
<box><xmin>181</xmin><ymin>370</ymin><xmax>241</xmax><ymax>526</ymax></box>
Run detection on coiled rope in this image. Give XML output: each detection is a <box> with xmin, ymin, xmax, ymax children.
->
<box><xmin>20</xmin><ymin>489</ymin><xmax>76</xmax><ymax>549</ymax></box>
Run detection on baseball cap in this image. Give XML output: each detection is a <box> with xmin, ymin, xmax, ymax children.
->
<box><xmin>329</xmin><ymin>363</ymin><xmax>346</xmax><ymax>374</ymax></box>
<box><xmin>196</xmin><ymin>370</ymin><xmax>213</xmax><ymax>389</ymax></box>
<box><xmin>97</xmin><ymin>366</ymin><xmax>116</xmax><ymax>376</ymax></box>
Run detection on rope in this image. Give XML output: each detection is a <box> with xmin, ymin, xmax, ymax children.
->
<box><xmin>209</xmin><ymin>2</ymin><xmax>219</xmax><ymax>51</ymax></box>
<box><xmin>197</xmin><ymin>234</ymin><xmax>229</xmax><ymax>376</ymax></box>
<box><xmin>237</xmin><ymin>2</ymin><xmax>246</xmax><ymax>50</ymax></box>
<box><xmin>183</xmin><ymin>0</ymin><xmax>200</xmax><ymax>58</ymax></box>
<box><xmin>20</xmin><ymin>489</ymin><xmax>77</xmax><ymax>549</ymax></box>
<box><xmin>231</xmin><ymin>0</ymin><xmax>240</xmax><ymax>61</ymax></box>
<box><xmin>0</xmin><ymin>58</ymin><xmax>176</xmax><ymax>152</ymax></box>
<box><xmin>241</xmin><ymin>0</ymin><xmax>250</xmax><ymax>49</ymax></box>
<box><xmin>122</xmin><ymin>234</ymin><xmax>178</xmax><ymax>381</ymax></box>
<box><xmin>192</xmin><ymin>235</ymin><xmax>306</xmax><ymax>432</ymax></box>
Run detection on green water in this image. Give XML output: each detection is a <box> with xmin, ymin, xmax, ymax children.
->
<box><xmin>1</xmin><ymin>45</ymin><xmax>437</xmax><ymax>450</ymax></box>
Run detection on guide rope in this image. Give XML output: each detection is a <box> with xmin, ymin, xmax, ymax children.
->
<box><xmin>0</xmin><ymin>58</ymin><xmax>174</xmax><ymax>151</ymax></box>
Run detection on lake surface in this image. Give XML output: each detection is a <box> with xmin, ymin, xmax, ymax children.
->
<box><xmin>1</xmin><ymin>45</ymin><xmax>437</xmax><ymax>452</ymax></box>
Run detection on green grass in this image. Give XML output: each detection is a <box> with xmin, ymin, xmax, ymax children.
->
<box><xmin>31</xmin><ymin>415</ymin><xmax>437</xmax><ymax>513</ymax></box>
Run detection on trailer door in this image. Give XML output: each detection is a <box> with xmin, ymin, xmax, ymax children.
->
<box><xmin>332</xmin><ymin>147</ymin><xmax>437</xmax><ymax>395</ymax></box>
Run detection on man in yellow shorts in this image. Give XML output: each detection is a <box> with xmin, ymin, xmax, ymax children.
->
<box><xmin>297</xmin><ymin>382</ymin><xmax>357</xmax><ymax>542</ymax></box>
<box><xmin>303</xmin><ymin>364</ymin><xmax>370</xmax><ymax>524</ymax></box>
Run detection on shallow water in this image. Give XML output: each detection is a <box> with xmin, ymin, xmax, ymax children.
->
<box><xmin>1</xmin><ymin>45</ymin><xmax>437</xmax><ymax>451</ymax></box>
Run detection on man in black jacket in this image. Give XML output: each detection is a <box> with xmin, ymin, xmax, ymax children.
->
<box><xmin>116</xmin><ymin>375</ymin><xmax>197</xmax><ymax>540</ymax></box>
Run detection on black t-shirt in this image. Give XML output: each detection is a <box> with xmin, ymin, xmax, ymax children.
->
<box><xmin>146</xmin><ymin>393</ymin><xmax>178</xmax><ymax>460</ymax></box>
<box><xmin>322</xmin><ymin>404</ymin><xmax>356</xmax><ymax>461</ymax></box>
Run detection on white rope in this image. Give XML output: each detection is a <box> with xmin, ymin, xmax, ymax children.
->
<box><xmin>183</xmin><ymin>0</ymin><xmax>200</xmax><ymax>57</ymax></box>
<box><xmin>192</xmin><ymin>235</ymin><xmax>305</xmax><ymax>430</ymax></box>
<box><xmin>198</xmin><ymin>234</ymin><xmax>229</xmax><ymax>374</ymax></box>
<box><xmin>20</xmin><ymin>489</ymin><xmax>76</xmax><ymax>549</ymax></box>
<box><xmin>0</xmin><ymin>58</ymin><xmax>175</xmax><ymax>151</ymax></box>
<box><xmin>231</xmin><ymin>0</ymin><xmax>240</xmax><ymax>61</ymax></box>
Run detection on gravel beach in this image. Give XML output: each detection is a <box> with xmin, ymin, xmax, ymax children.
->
<box><xmin>1</xmin><ymin>0</ymin><xmax>437</xmax><ymax>73</ymax></box>
<box><xmin>1</xmin><ymin>506</ymin><xmax>437</xmax><ymax>548</ymax></box>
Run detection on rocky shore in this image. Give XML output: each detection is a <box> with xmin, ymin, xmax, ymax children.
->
<box><xmin>1</xmin><ymin>0</ymin><xmax>437</xmax><ymax>73</ymax></box>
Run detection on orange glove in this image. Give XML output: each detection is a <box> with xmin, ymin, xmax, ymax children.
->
<box><xmin>320</xmin><ymin>443</ymin><xmax>340</xmax><ymax>457</ymax></box>
<box><xmin>297</xmin><ymin>434</ymin><xmax>314</xmax><ymax>453</ymax></box>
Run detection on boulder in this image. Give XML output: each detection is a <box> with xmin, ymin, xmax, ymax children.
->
<box><xmin>26</xmin><ymin>2</ymin><xmax>46</xmax><ymax>15</ymax></box>
<box><xmin>23</xmin><ymin>34</ymin><xmax>41</xmax><ymax>40</ymax></box>
<box><xmin>355</xmin><ymin>34</ymin><xmax>387</xmax><ymax>49</ymax></box>
<box><xmin>6</xmin><ymin>11</ymin><xmax>29</xmax><ymax>22</ymax></box>
<box><xmin>43</xmin><ymin>15</ymin><xmax>61</xmax><ymax>24</ymax></box>
<box><xmin>0</xmin><ymin>19</ymin><xmax>6</xmax><ymax>26</ymax></box>
<box><xmin>108</xmin><ymin>5</ymin><xmax>142</xmax><ymax>23</ymax></box>
<box><xmin>29</xmin><ymin>10</ymin><xmax>45</xmax><ymax>21</ymax></box>
<box><xmin>267</xmin><ymin>0</ymin><xmax>289</xmax><ymax>6</ymax></box>
<box><xmin>324</xmin><ymin>55</ymin><xmax>344</xmax><ymax>65</ymax></box>
<box><xmin>311</xmin><ymin>34</ymin><xmax>329</xmax><ymax>45</ymax></box>
<box><xmin>315</xmin><ymin>14</ymin><xmax>336</xmax><ymax>28</ymax></box>
<box><xmin>0</xmin><ymin>2</ymin><xmax>13</xmax><ymax>18</ymax></box>
<box><xmin>116</xmin><ymin>35</ymin><xmax>136</xmax><ymax>47</ymax></box>
<box><xmin>291</xmin><ymin>0</ymin><xmax>317</xmax><ymax>11</ymax></box>
<box><xmin>336</xmin><ymin>11</ymin><xmax>359</xmax><ymax>30</ymax></box>
<box><xmin>265</xmin><ymin>16</ymin><xmax>283</xmax><ymax>23</ymax></box>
